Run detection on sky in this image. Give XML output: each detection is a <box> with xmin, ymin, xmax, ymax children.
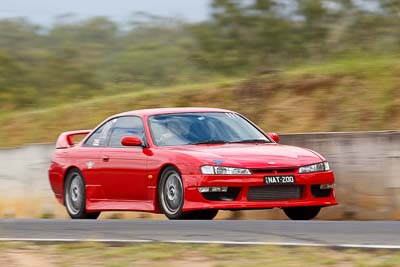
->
<box><xmin>0</xmin><ymin>0</ymin><xmax>211</xmax><ymax>25</ymax></box>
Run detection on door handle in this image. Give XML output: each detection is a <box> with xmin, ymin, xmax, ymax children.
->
<box><xmin>102</xmin><ymin>155</ymin><xmax>110</xmax><ymax>162</ymax></box>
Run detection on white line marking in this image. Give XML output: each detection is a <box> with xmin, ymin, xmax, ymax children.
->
<box><xmin>0</xmin><ymin>238</ymin><xmax>152</xmax><ymax>243</ymax></box>
<box><xmin>0</xmin><ymin>238</ymin><xmax>399</xmax><ymax>249</ymax></box>
<box><xmin>166</xmin><ymin>240</ymin><xmax>400</xmax><ymax>249</ymax></box>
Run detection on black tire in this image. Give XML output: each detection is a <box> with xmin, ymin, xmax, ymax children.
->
<box><xmin>158</xmin><ymin>166</ymin><xmax>186</xmax><ymax>219</ymax></box>
<box><xmin>64</xmin><ymin>169</ymin><xmax>100</xmax><ymax>219</ymax></box>
<box><xmin>283</xmin><ymin>206</ymin><xmax>321</xmax><ymax>220</ymax></box>
<box><xmin>182</xmin><ymin>210</ymin><xmax>219</xmax><ymax>220</ymax></box>
<box><xmin>158</xmin><ymin>167</ymin><xmax>219</xmax><ymax>220</ymax></box>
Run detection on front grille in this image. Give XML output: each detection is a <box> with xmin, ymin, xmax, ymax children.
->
<box><xmin>251</xmin><ymin>168</ymin><xmax>297</xmax><ymax>174</ymax></box>
<box><xmin>248</xmin><ymin>185</ymin><xmax>303</xmax><ymax>201</ymax></box>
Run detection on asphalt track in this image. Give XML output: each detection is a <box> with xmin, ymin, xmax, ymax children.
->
<box><xmin>1</xmin><ymin>219</ymin><xmax>400</xmax><ymax>248</ymax></box>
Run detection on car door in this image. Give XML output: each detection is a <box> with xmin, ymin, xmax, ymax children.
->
<box><xmin>80</xmin><ymin>119</ymin><xmax>114</xmax><ymax>200</ymax></box>
<box><xmin>99</xmin><ymin>116</ymin><xmax>148</xmax><ymax>201</ymax></box>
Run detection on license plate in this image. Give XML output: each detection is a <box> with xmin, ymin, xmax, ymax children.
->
<box><xmin>264</xmin><ymin>175</ymin><xmax>295</xmax><ymax>184</ymax></box>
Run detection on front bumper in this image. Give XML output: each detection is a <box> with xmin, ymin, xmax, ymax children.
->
<box><xmin>182</xmin><ymin>171</ymin><xmax>337</xmax><ymax>211</ymax></box>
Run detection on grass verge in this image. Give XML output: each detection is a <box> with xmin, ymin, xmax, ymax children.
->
<box><xmin>0</xmin><ymin>242</ymin><xmax>400</xmax><ymax>267</ymax></box>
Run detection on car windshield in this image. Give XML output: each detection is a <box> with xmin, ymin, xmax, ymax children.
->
<box><xmin>148</xmin><ymin>112</ymin><xmax>271</xmax><ymax>146</ymax></box>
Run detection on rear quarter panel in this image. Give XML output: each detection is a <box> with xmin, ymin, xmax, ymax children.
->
<box><xmin>48</xmin><ymin>146</ymin><xmax>101</xmax><ymax>204</ymax></box>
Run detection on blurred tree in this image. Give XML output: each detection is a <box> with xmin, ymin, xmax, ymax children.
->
<box><xmin>0</xmin><ymin>1</ymin><xmax>399</xmax><ymax>113</ymax></box>
<box><xmin>380</xmin><ymin>0</ymin><xmax>400</xmax><ymax>15</ymax></box>
<box><xmin>0</xmin><ymin>50</ymin><xmax>40</xmax><ymax>109</ymax></box>
<box><xmin>297</xmin><ymin>0</ymin><xmax>329</xmax><ymax>57</ymax></box>
<box><xmin>0</xmin><ymin>18</ymin><xmax>41</xmax><ymax>54</ymax></box>
<box><xmin>110</xmin><ymin>14</ymin><xmax>199</xmax><ymax>85</ymax></box>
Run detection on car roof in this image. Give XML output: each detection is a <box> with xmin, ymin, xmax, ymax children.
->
<box><xmin>113</xmin><ymin>107</ymin><xmax>234</xmax><ymax>117</ymax></box>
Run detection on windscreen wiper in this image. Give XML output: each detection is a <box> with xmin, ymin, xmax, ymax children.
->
<box><xmin>230</xmin><ymin>139</ymin><xmax>270</xmax><ymax>143</ymax></box>
<box><xmin>190</xmin><ymin>140</ymin><xmax>228</xmax><ymax>145</ymax></box>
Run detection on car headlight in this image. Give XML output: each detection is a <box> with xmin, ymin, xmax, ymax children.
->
<box><xmin>299</xmin><ymin>161</ymin><xmax>330</xmax><ymax>174</ymax></box>
<box><xmin>200</xmin><ymin>165</ymin><xmax>251</xmax><ymax>175</ymax></box>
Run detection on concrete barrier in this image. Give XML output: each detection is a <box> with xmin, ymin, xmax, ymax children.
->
<box><xmin>280</xmin><ymin>131</ymin><xmax>400</xmax><ymax>220</ymax></box>
<box><xmin>0</xmin><ymin>131</ymin><xmax>399</xmax><ymax>220</ymax></box>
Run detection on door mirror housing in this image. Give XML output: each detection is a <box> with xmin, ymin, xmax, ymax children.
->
<box><xmin>121</xmin><ymin>136</ymin><xmax>143</xmax><ymax>147</ymax></box>
<box><xmin>268</xmin><ymin>132</ymin><xmax>280</xmax><ymax>143</ymax></box>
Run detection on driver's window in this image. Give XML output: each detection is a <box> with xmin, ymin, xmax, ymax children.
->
<box><xmin>109</xmin><ymin>116</ymin><xmax>145</xmax><ymax>147</ymax></box>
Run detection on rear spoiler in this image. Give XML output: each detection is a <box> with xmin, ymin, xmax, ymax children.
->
<box><xmin>55</xmin><ymin>129</ymin><xmax>92</xmax><ymax>149</ymax></box>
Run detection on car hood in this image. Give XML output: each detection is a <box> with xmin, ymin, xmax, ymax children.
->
<box><xmin>169</xmin><ymin>143</ymin><xmax>324</xmax><ymax>168</ymax></box>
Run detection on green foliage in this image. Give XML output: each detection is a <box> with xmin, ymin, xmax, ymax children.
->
<box><xmin>192</xmin><ymin>0</ymin><xmax>400</xmax><ymax>72</ymax></box>
<box><xmin>1</xmin><ymin>1</ymin><xmax>400</xmax><ymax>114</ymax></box>
<box><xmin>0</xmin><ymin>15</ymin><xmax>204</xmax><ymax>112</ymax></box>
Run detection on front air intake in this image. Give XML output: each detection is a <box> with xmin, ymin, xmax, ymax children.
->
<box><xmin>311</xmin><ymin>185</ymin><xmax>332</xmax><ymax>198</ymax></box>
<box><xmin>201</xmin><ymin>187</ymin><xmax>241</xmax><ymax>201</ymax></box>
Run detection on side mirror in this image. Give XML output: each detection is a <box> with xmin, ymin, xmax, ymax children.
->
<box><xmin>268</xmin><ymin>132</ymin><xmax>280</xmax><ymax>143</ymax></box>
<box><xmin>121</xmin><ymin>136</ymin><xmax>142</xmax><ymax>147</ymax></box>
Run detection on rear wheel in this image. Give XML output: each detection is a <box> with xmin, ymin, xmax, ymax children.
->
<box><xmin>283</xmin><ymin>206</ymin><xmax>321</xmax><ymax>220</ymax></box>
<box><xmin>64</xmin><ymin>169</ymin><xmax>100</xmax><ymax>219</ymax></box>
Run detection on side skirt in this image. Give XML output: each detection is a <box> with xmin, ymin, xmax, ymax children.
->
<box><xmin>86</xmin><ymin>200</ymin><xmax>156</xmax><ymax>212</ymax></box>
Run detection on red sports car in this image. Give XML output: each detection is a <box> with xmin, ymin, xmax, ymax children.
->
<box><xmin>48</xmin><ymin>107</ymin><xmax>337</xmax><ymax>220</ymax></box>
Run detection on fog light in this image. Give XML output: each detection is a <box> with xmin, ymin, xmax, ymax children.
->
<box><xmin>320</xmin><ymin>183</ymin><xmax>334</xmax><ymax>189</ymax></box>
<box><xmin>198</xmin><ymin>187</ymin><xmax>228</xmax><ymax>193</ymax></box>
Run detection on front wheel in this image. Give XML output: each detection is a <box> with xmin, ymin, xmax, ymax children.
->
<box><xmin>158</xmin><ymin>167</ymin><xmax>185</xmax><ymax>219</ymax></box>
<box><xmin>283</xmin><ymin>206</ymin><xmax>321</xmax><ymax>220</ymax></box>
<box><xmin>158</xmin><ymin>167</ymin><xmax>218</xmax><ymax>220</ymax></box>
<box><xmin>64</xmin><ymin>169</ymin><xmax>100</xmax><ymax>219</ymax></box>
